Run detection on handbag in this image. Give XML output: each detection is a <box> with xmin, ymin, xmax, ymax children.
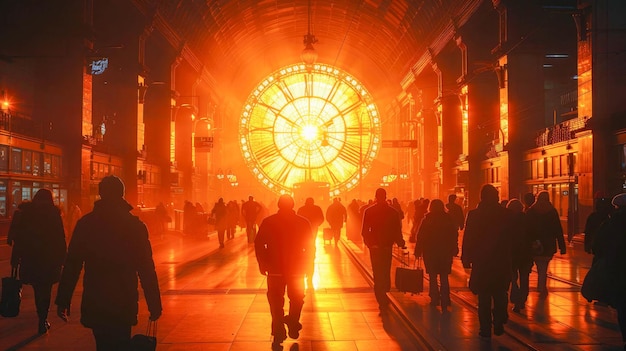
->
<box><xmin>0</xmin><ymin>266</ymin><xmax>22</xmax><ymax>318</ymax></box>
<box><xmin>581</xmin><ymin>257</ymin><xmax>613</xmax><ymax>305</ymax></box>
<box><xmin>394</xmin><ymin>248</ymin><xmax>424</xmax><ymax>294</ymax></box>
<box><xmin>130</xmin><ymin>319</ymin><xmax>157</xmax><ymax>351</ymax></box>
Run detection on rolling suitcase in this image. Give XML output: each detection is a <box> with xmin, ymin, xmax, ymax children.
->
<box><xmin>394</xmin><ymin>248</ymin><xmax>423</xmax><ymax>294</ymax></box>
<box><xmin>323</xmin><ymin>228</ymin><xmax>333</xmax><ymax>245</ymax></box>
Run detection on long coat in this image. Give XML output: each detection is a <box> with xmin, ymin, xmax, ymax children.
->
<box><xmin>510</xmin><ymin>211</ymin><xmax>533</xmax><ymax>271</ymax></box>
<box><xmin>591</xmin><ymin>207</ymin><xmax>626</xmax><ymax>306</ymax></box>
<box><xmin>461</xmin><ymin>201</ymin><xmax>512</xmax><ymax>294</ymax></box>
<box><xmin>55</xmin><ymin>198</ymin><xmax>162</xmax><ymax>328</ymax></box>
<box><xmin>9</xmin><ymin>202</ymin><xmax>67</xmax><ymax>285</ymax></box>
<box><xmin>413</xmin><ymin>211</ymin><xmax>458</xmax><ymax>275</ymax></box>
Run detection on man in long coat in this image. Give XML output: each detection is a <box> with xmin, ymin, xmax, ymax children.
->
<box><xmin>55</xmin><ymin>176</ymin><xmax>162</xmax><ymax>350</ymax></box>
<box><xmin>297</xmin><ymin>197</ymin><xmax>324</xmax><ymax>286</ymax></box>
<box><xmin>361</xmin><ymin>188</ymin><xmax>405</xmax><ymax>311</ymax></box>
<box><xmin>255</xmin><ymin>194</ymin><xmax>313</xmax><ymax>348</ymax></box>
<box><xmin>461</xmin><ymin>184</ymin><xmax>512</xmax><ymax>338</ymax></box>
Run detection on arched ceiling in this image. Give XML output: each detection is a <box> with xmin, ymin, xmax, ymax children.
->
<box><xmin>150</xmin><ymin>0</ymin><xmax>484</xmax><ymax>109</ymax></box>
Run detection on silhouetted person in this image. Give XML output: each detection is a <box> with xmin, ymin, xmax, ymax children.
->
<box><xmin>226</xmin><ymin>200</ymin><xmax>240</xmax><ymax>240</ymax></box>
<box><xmin>414</xmin><ymin>199</ymin><xmax>458</xmax><ymax>311</ymax></box>
<box><xmin>462</xmin><ymin>184</ymin><xmax>512</xmax><ymax>338</ymax></box>
<box><xmin>507</xmin><ymin>199</ymin><xmax>533</xmax><ymax>313</ymax></box>
<box><xmin>155</xmin><ymin>201</ymin><xmax>170</xmax><ymax>236</ymax></box>
<box><xmin>211</xmin><ymin>198</ymin><xmax>228</xmax><ymax>248</ymax></box>
<box><xmin>446</xmin><ymin>194</ymin><xmax>465</xmax><ymax>232</ymax></box>
<box><xmin>9</xmin><ymin>189</ymin><xmax>66</xmax><ymax>334</ymax></box>
<box><xmin>255</xmin><ymin>195</ymin><xmax>313</xmax><ymax>349</ymax></box>
<box><xmin>183</xmin><ymin>200</ymin><xmax>197</xmax><ymax>235</ymax></box>
<box><xmin>326</xmin><ymin>197</ymin><xmax>347</xmax><ymax>246</ymax></box>
<box><xmin>297</xmin><ymin>197</ymin><xmax>324</xmax><ymax>286</ymax></box>
<box><xmin>242</xmin><ymin>195</ymin><xmax>262</xmax><ymax>243</ymax></box>
<box><xmin>361</xmin><ymin>188</ymin><xmax>405</xmax><ymax>312</ymax></box>
<box><xmin>391</xmin><ymin>198</ymin><xmax>405</xmax><ymax>224</ymax></box>
<box><xmin>526</xmin><ymin>190</ymin><xmax>566</xmax><ymax>297</ymax></box>
<box><xmin>56</xmin><ymin>176</ymin><xmax>162</xmax><ymax>351</ymax></box>
<box><xmin>591</xmin><ymin>193</ymin><xmax>626</xmax><ymax>350</ymax></box>
<box><xmin>584</xmin><ymin>197</ymin><xmax>612</xmax><ymax>254</ymax></box>
<box><xmin>411</xmin><ymin>198</ymin><xmax>429</xmax><ymax>243</ymax></box>
<box><xmin>347</xmin><ymin>199</ymin><xmax>362</xmax><ymax>242</ymax></box>
<box><xmin>522</xmin><ymin>192</ymin><xmax>535</xmax><ymax>213</ymax></box>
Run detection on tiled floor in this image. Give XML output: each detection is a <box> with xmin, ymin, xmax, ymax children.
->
<box><xmin>0</xmin><ymin>228</ymin><xmax>624</xmax><ymax>350</ymax></box>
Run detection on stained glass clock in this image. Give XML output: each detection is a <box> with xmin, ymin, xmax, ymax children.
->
<box><xmin>239</xmin><ymin>63</ymin><xmax>381</xmax><ymax>196</ymax></box>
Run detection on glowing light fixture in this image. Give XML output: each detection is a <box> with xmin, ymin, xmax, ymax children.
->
<box><xmin>301</xmin><ymin>0</ymin><xmax>318</xmax><ymax>65</ymax></box>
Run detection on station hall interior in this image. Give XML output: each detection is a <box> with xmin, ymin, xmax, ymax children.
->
<box><xmin>1</xmin><ymin>0</ymin><xmax>626</xmax><ymax>349</ymax></box>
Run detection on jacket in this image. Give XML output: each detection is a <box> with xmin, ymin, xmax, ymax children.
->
<box><xmin>414</xmin><ymin>211</ymin><xmax>458</xmax><ymax>275</ymax></box>
<box><xmin>461</xmin><ymin>200</ymin><xmax>512</xmax><ymax>294</ymax></box>
<box><xmin>526</xmin><ymin>203</ymin><xmax>566</xmax><ymax>257</ymax></box>
<box><xmin>255</xmin><ymin>209</ymin><xmax>313</xmax><ymax>275</ymax></box>
<box><xmin>361</xmin><ymin>202</ymin><xmax>405</xmax><ymax>249</ymax></box>
<box><xmin>55</xmin><ymin>198</ymin><xmax>162</xmax><ymax>328</ymax></box>
<box><xmin>9</xmin><ymin>202</ymin><xmax>67</xmax><ymax>285</ymax></box>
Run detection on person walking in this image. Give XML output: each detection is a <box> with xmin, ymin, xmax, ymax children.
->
<box><xmin>255</xmin><ymin>195</ymin><xmax>313</xmax><ymax>349</ymax></box>
<box><xmin>526</xmin><ymin>190</ymin><xmax>566</xmax><ymax>297</ymax></box>
<box><xmin>242</xmin><ymin>195</ymin><xmax>262</xmax><ymax>243</ymax></box>
<box><xmin>446</xmin><ymin>194</ymin><xmax>465</xmax><ymax>232</ymax></box>
<box><xmin>8</xmin><ymin>189</ymin><xmax>67</xmax><ymax>334</ymax></box>
<box><xmin>226</xmin><ymin>200</ymin><xmax>240</xmax><ymax>240</ymax></box>
<box><xmin>297</xmin><ymin>197</ymin><xmax>325</xmax><ymax>286</ymax></box>
<box><xmin>413</xmin><ymin>199</ymin><xmax>458</xmax><ymax>311</ymax></box>
<box><xmin>461</xmin><ymin>184</ymin><xmax>512</xmax><ymax>338</ymax></box>
<box><xmin>506</xmin><ymin>199</ymin><xmax>533</xmax><ymax>313</ymax></box>
<box><xmin>583</xmin><ymin>196</ymin><xmax>612</xmax><ymax>254</ymax></box>
<box><xmin>211</xmin><ymin>198</ymin><xmax>228</xmax><ymax>248</ymax></box>
<box><xmin>55</xmin><ymin>176</ymin><xmax>162</xmax><ymax>351</ymax></box>
<box><xmin>361</xmin><ymin>188</ymin><xmax>405</xmax><ymax>312</ymax></box>
<box><xmin>326</xmin><ymin>197</ymin><xmax>347</xmax><ymax>246</ymax></box>
<box><xmin>591</xmin><ymin>193</ymin><xmax>626</xmax><ymax>351</ymax></box>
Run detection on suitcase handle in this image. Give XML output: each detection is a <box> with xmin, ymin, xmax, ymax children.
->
<box><xmin>11</xmin><ymin>265</ymin><xmax>19</xmax><ymax>279</ymax></box>
<box><xmin>397</xmin><ymin>246</ymin><xmax>421</xmax><ymax>269</ymax></box>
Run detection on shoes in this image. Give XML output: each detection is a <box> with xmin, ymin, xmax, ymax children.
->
<box><xmin>38</xmin><ymin>320</ymin><xmax>50</xmax><ymax>334</ymax></box>
<box><xmin>494</xmin><ymin>324</ymin><xmax>504</xmax><ymax>336</ymax></box>
<box><xmin>271</xmin><ymin>336</ymin><xmax>285</xmax><ymax>350</ymax></box>
<box><xmin>512</xmin><ymin>304</ymin><xmax>522</xmax><ymax>313</ymax></box>
<box><xmin>219</xmin><ymin>243</ymin><xmax>225</xmax><ymax>248</ymax></box>
<box><xmin>538</xmin><ymin>290</ymin><xmax>548</xmax><ymax>298</ymax></box>
<box><xmin>284</xmin><ymin>315</ymin><xmax>302</xmax><ymax>339</ymax></box>
<box><xmin>478</xmin><ymin>331</ymin><xmax>491</xmax><ymax>339</ymax></box>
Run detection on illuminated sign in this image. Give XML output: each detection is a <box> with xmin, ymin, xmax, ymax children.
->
<box><xmin>88</xmin><ymin>57</ymin><xmax>109</xmax><ymax>75</ymax></box>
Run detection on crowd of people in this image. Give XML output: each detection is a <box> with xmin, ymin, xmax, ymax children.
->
<box><xmin>4</xmin><ymin>181</ymin><xmax>626</xmax><ymax>350</ymax></box>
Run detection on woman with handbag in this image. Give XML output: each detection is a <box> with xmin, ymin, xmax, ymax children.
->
<box><xmin>525</xmin><ymin>191</ymin><xmax>566</xmax><ymax>297</ymax></box>
<box><xmin>413</xmin><ymin>199</ymin><xmax>458</xmax><ymax>311</ymax></box>
<box><xmin>9</xmin><ymin>189</ymin><xmax>67</xmax><ymax>334</ymax></box>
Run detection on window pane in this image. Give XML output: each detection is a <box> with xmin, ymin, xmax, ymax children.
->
<box><xmin>11</xmin><ymin>148</ymin><xmax>22</xmax><ymax>173</ymax></box>
<box><xmin>0</xmin><ymin>146</ymin><xmax>8</xmax><ymax>172</ymax></box>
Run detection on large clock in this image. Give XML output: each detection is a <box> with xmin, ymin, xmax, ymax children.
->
<box><xmin>239</xmin><ymin>63</ymin><xmax>381</xmax><ymax>196</ymax></box>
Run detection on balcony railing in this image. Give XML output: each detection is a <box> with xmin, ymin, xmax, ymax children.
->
<box><xmin>0</xmin><ymin>111</ymin><xmax>44</xmax><ymax>139</ymax></box>
<box><xmin>535</xmin><ymin>117</ymin><xmax>587</xmax><ymax>148</ymax></box>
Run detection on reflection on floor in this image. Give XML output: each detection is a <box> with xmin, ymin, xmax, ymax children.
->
<box><xmin>0</xmin><ymin>228</ymin><xmax>623</xmax><ymax>350</ymax></box>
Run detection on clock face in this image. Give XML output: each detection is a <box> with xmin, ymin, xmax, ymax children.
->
<box><xmin>239</xmin><ymin>63</ymin><xmax>381</xmax><ymax>196</ymax></box>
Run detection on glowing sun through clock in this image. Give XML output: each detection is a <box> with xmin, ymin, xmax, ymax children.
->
<box><xmin>239</xmin><ymin>63</ymin><xmax>381</xmax><ymax>196</ymax></box>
